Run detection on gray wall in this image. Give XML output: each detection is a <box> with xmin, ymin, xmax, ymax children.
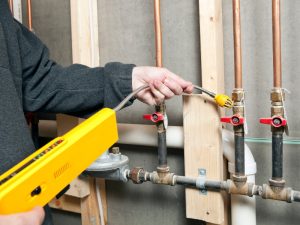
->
<box><xmin>98</xmin><ymin>0</ymin><xmax>201</xmax><ymax>126</ymax></box>
<box><xmin>25</xmin><ymin>0</ymin><xmax>300</xmax><ymax>225</ymax></box>
<box><xmin>223</xmin><ymin>1</ymin><xmax>300</xmax><ymax>225</ymax></box>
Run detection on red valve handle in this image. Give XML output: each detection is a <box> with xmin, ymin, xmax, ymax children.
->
<box><xmin>220</xmin><ymin>115</ymin><xmax>244</xmax><ymax>126</ymax></box>
<box><xmin>259</xmin><ymin>116</ymin><xmax>287</xmax><ymax>128</ymax></box>
<box><xmin>143</xmin><ymin>112</ymin><xmax>164</xmax><ymax>123</ymax></box>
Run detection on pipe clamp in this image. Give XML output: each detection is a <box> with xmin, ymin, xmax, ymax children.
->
<box><xmin>196</xmin><ymin>168</ymin><xmax>207</xmax><ymax>195</ymax></box>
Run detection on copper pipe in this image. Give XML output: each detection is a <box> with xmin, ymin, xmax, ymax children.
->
<box><xmin>27</xmin><ymin>0</ymin><xmax>33</xmax><ymax>31</ymax></box>
<box><xmin>232</xmin><ymin>0</ymin><xmax>242</xmax><ymax>89</ymax></box>
<box><xmin>154</xmin><ymin>0</ymin><xmax>168</xmax><ymax>172</ymax></box>
<box><xmin>154</xmin><ymin>0</ymin><xmax>162</xmax><ymax>67</ymax></box>
<box><xmin>9</xmin><ymin>0</ymin><xmax>14</xmax><ymax>15</ymax></box>
<box><xmin>272</xmin><ymin>0</ymin><xmax>282</xmax><ymax>88</ymax></box>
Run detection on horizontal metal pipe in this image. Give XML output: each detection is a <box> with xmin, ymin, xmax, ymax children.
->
<box><xmin>205</xmin><ymin>180</ymin><xmax>226</xmax><ymax>191</ymax></box>
<box><xmin>175</xmin><ymin>176</ymin><xmax>196</xmax><ymax>186</ymax></box>
<box><xmin>293</xmin><ymin>191</ymin><xmax>300</xmax><ymax>202</ymax></box>
<box><xmin>129</xmin><ymin>171</ymin><xmax>300</xmax><ymax>204</ymax></box>
<box><xmin>175</xmin><ymin>176</ymin><xmax>226</xmax><ymax>191</ymax></box>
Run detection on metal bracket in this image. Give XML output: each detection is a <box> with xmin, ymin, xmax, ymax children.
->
<box><xmin>196</xmin><ymin>168</ymin><xmax>207</xmax><ymax>195</ymax></box>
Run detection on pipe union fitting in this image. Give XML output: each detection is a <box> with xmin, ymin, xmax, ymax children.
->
<box><xmin>271</xmin><ymin>88</ymin><xmax>285</xmax><ymax>102</ymax></box>
<box><xmin>232</xmin><ymin>89</ymin><xmax>245</xmax><ymax>102</ymax></box>
<box><xmin>129</xmin><ymin>167</ymin><xmax>145</xmax><ymax>184</ymax></box>
<box><xmin>271</xmin><ymin>106</ymin><xmax>284</xmax><ymax>117</ymax></box>
<box><xmin>232</xmin><ymin>105</ymin><xmax>244</xmax><ymax>116</ymax></box>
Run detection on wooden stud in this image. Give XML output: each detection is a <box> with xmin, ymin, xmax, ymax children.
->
<box><xmin>183</xmin><ymin>0</ymin><xmax>227</xmax><ymax>224</ymax></box>
<box><xmin>98</xmin><ymin>179</ymin><xmax>108</xmax><ymax>224</ymax></box>
<box><xmin>49</xmin><ymin>195</ymin><xmax>81</xmax><ymax>214</ymax></box>
<box><xmin>80</xmin><ymin>178</ymin><xmax>102</xmax><ymax>225</ymax></box>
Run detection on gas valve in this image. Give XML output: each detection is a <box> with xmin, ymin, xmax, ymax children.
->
<box><xmin>260</xmin><ymin>116</ymin><xmax>287</xmax><ymax>128</ymax></box>
<box><xmin>221</xmin><ymin>115</ymin><xmax>244</xmax><ymax>126</ymax></box>
<box><xmin>143</xmin><ymin>112</ymin><xmax>164</xmax><ymax>123</ymax></box>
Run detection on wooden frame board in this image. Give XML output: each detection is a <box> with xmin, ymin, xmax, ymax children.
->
<box><xmin>183</xmin><ymin>0</ymin><xmax>228</xmax><ymax>224</ymax></box>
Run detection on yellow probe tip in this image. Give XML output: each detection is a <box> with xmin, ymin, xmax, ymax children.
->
<box><xmin>214</xmin><ymin>94</ymin><xmax>234</xmax><ymax>108</ymax></box>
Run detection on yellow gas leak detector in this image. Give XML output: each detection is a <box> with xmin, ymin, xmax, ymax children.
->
<box><xmin>0</xmin><ymin>108</ymin><xmax>118</xmax><ymax>214</ymax></box>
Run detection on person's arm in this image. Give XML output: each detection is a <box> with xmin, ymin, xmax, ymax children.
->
<box><xmin>16</xmin><ymin>21</ymin><xmax>134</xmax><ymax>116</ymax></box>
<box><xmin>16</xmin><ymin>21</ymin><xmax>193</xmax><ymax>115</ymax></box>
<box><xmin>0</xmin><ymin>207</ymin><xmax>44</xmax><ymax>225</ymax></box>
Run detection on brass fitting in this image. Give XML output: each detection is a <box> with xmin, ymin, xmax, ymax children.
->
<box><xmin>227</xmin><ymin>179</ymin><xmax>255</xmax><ymax>197</ymax></box>
<box><xmin>269</xmin><ymin>178</ymin><xmax>286</xmax><ymax>187</ymax></box>
<box><xmin>261</xmin><ymin>183</ymin><xmax>293</xmax><ymax>203</ymax></box>
<box><xmin>271</xmin><ymin>88</ymin><xmax>285</xmax><ymax>102</ymax></box>
<box><xmin>232</xmin><ymin>88</ymin><xmax>245</xmax><ymax>102</ymax></box>
<box><xmin>232</xmin><ymin>105</ymin><xmax>244</xmax><ymax>116</ymax></box>
<box><xmin>270</xmin><ymin>88</ymin><xmax>285</xmax><ymax>133</ymax></box>
<box><xmin>232</xmin><ymin>89</ymin><xmax>245</xmax><ymax>118</ymax></box>
<box><xmin>155</xmin><ymin>102</ymin><xmax>166</xmax><ymax>133</ymax></box>
<box><xmin>271</xmin><ymin>106</ymin><xmax>284</xmax><ymax>117</ymax></box>
<box><xmin>271</xmin><ymin>88</ymin><xmax>284</xmax><ymax>117</ymax></box>
<box><xmin>157</xmin><ymin>166</ymin><xmax>170</xmax><ymax>173</ymax></box>
<box><xmin>232</xmin><ymin>174</ymin><xmax>247</xmax><ymax>183</ymax></box>
<box><xmin>151</xmin><ymin>171</ymin><xmax>175</xmax><ymax>186</ymax></box>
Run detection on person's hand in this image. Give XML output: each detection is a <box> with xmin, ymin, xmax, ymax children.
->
<box><xmin>0</xmin><ymin>207</ymin><xmax>45</xmax><ymax>225</ymax></box>
<box><xmin>132</xmin><ymin>66</ymin><xmax>193</xmax><ymax>105</ymax></box>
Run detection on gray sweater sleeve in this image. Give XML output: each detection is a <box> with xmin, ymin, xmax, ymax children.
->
<box><xmin>16</xmin><ymin>21</ymin><xmax>135</xmax><ymax>115</ymax></box>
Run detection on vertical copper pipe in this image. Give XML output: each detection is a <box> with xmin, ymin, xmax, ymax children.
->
<box><xmin>272</xmin><ymin>0</ymin><xmax>282</xmax><ymax>88</ymax></box>
<box><xmin>154</xmin><ymin>0</ymin><xmax>168</xmax><ymax>171</ymax></box>
<box><xmin>154</xmin><ymin>0</ymin><xmax>162</xmax><ymax>67</ymax></box>
<box><xmin>27</xmin><ymin>0</ymin><xmax>33</xmax><ymax>31</ymax></box>
<box><xmin>9</xmin><ymin>0</ymin><xmax>14</xmax><ymax>15</ymax></box>
<box><xmin>232</xmin><ymin>0</ymin><xmax>242</xmax><ymax>89</ymax></box>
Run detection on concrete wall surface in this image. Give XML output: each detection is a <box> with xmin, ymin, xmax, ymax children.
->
<box><xmin>21</xmin><ymin>0</ymin><xmax>300</xmax><ymax>225</ymax></box>
<box><xmin>223</xmin><ymin>1</ymin><xmax>300</xmax><ymax>225</ymax></box>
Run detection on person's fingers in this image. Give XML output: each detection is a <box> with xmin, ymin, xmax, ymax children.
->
<box><xmin>153</xmin><ymin>80</ymin><xmax>174</xmax><ymax>99</ymax></box>
<box><xmin>0</xmin><ymin>207</ymin><xmax>45</xmax><ymax>225</ymax></box>
<box><xmin>31</xmin><ymin>207</ymin><xmax>45</xmax><ymax>224</ymax></box>
<box><xmin>0</xmin><ymin>215</ymin><xmax>21</xmax><ymax>225</ymax></box>
<box><xmin>163</xmin><ymin>69</ymin><xmax>191</xmax><ymax>89</ymax></box>
<box><xmin>183</xmin><ymin>82</ymin><xmax>194</xmax><ymax>94</ymax></box>
<box><xmin>163</xmin><ymin>78</ymin><xmax>183</xmax><ymax>95</ymax></box>
<box><xmin>136</xmin><ymin>90</ymin><xmax>156</xmax><ymax>105</ymax></box>
<box><xmin>21</xmin><ymin>207</ymin><xmax>45</xmax><ymax>225</ymax></box>
<box><xmin>149</xmin><ymin>83</ymin><xmax>165</xmax><ymax>105</ymax></box>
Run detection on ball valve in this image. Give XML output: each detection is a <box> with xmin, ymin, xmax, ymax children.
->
<box><xmin>221</xmin><ymin>115</ymin><xmax>244</xmax><ymax>126</ymax></box>
<box><xmin>143</xmin><ymin>112</ymin><xmax>164</xmax><ymax>123</ymax></box>
<box><xmin>259</xmin><ymin>116</ymin><xmax>287</xmax><ymax>128</ymax></box>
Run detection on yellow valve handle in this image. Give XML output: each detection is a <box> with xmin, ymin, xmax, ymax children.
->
<box><xmin>214</xmin><ymin>94</ymin><xmax>233</xmax><ymax>108</ymax></box>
